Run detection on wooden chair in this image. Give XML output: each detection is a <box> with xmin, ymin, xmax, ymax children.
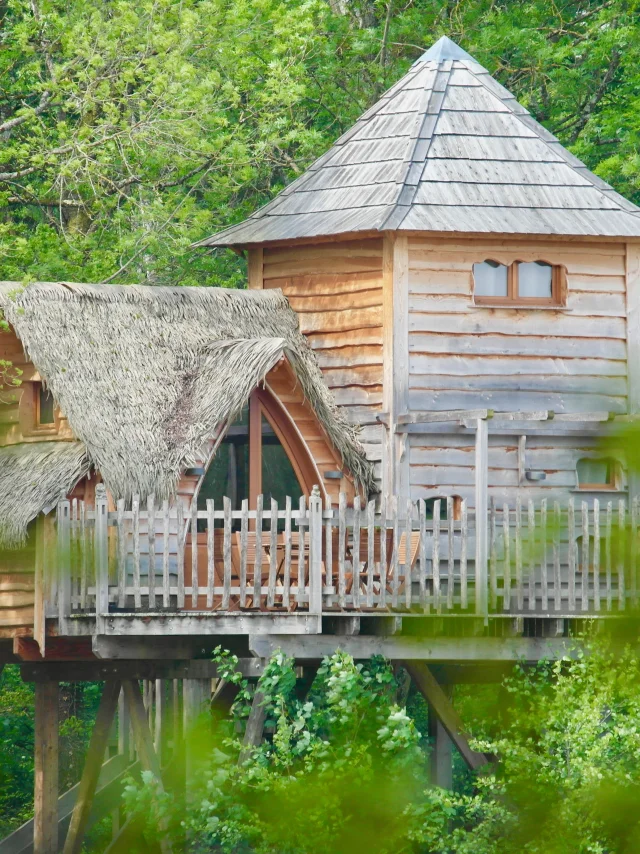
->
<box><xmin>384</xmin><ymin>531</ymin><xmax>421</xmax><ymax>600</ymax></box>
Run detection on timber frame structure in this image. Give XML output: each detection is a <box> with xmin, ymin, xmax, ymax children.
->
<box><xmin>3</xmin><ymin>34</ymin><xmax>640</xmax><ymax>852</ymax></box>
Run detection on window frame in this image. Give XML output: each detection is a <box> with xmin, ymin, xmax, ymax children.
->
<box><xmin>473</xmin><ymin>259</ymin><xmax>564</xmax><ymax>307</ymax></box>
<box><xmin>20</xmin><ymin>381</ymin><xmax>60</xmax><ymax>437</ymax></box>
<box><xmin>575</xmin><ymin>456</ymin><xmax>620</xmax><ymax>492</ymax></box>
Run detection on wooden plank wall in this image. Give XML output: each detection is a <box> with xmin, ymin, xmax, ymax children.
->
<box><xmin>0</xmin><ymin>328</ymin><xmax>73</xmax><ymax>446</ymax></box>
<box><xmin>407</xmin><ymin>236</ymin><xmax>628</xmax><ymax>504</ymax></box>
<box><xmin>262</xmin><ymin>239</ymin><xmax>385</xmax><ymax>487</ymax></box>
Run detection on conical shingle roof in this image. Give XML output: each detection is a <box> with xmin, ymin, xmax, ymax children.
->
<box><xmin>198</xmin><ymin>36</ymin><xmax>640</xmax><ymax>247</ymax></box>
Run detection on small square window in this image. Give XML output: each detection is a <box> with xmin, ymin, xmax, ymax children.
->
<box><xmin>517</xmin><ymin>261</ymin><xmax>553</xmax><ymax>299</ymax></box>
<box><xmin>473</xmin><ymin>259</ymin><xmax>563</xmax><ymax>306</ymax></box>
<box><xmin>576</xmin><ymin>457</ymin><xmax>618</xmax><ymax>490</ymax></box>
<box><xmin>38</xmin><ymin>386</ymin><xmax>55</xmax><ymax>426</ymax></box>
<box><xmin>473</xmin><ymin>261</ymin><xmax>508</xmax><ymax>297</ymax></box>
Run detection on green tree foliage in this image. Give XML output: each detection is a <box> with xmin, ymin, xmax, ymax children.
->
<box><xmin>1</xmin><ymin>0</ymin><xmax>640</xmax><ymax>286</ymax></box>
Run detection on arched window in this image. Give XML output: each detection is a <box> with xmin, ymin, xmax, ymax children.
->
<box><xmin>473</xmin><ymin>260</ymin><xmax>508</xmax><ymax>298</ymax></box>
<box><xmin>576</xmin><ymin>457</ymin><xmax>618</xmax><ymax>491</ymax></box>
<box><xmin>197</xmin><ymin>392</ymin><xmax>305</xmax><ymax>513</ymax></box>
<box><xmin>424</xmin><ymin>495</ymin><xmax>462</xmax><ymax>521</ymax></box>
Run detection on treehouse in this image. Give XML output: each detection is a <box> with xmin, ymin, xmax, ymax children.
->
<box><xmin>3</xmin><ymin>35</ymin><xmax>640</xmax><ymax>852</ymax></box>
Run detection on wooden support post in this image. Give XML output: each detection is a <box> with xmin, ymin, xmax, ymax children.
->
<box><xmin>239</xmin><ymin>685</ymin><xmax>266</xmax><ymax>765</ymax></box>
<box><xmin>34</xmin><ymin>680</ymin><xmax>59</xmax><ymax>854</ymax></box>
<box><xmin>154</xmin><ymin>679</ymin><xmax>167</xmax><ymax>763</ymax></box>
<box><xmin>183</xmin><ymin>679</ymin><xmax>211</xmax><ymax>797</ymax></box>
<box><xmin>428</xmin><ymin>685</ymin><xmax>453</xmax><ymax>789</ymax></box>
<box><xmin>404</xmin><ymin>661</ymin><xmax>489</xmax><ymax>771</ymax></box>
<box><xmin>475</xmin><ymin>417</ymin><xmax>489</xmax><ymax>618</ymax></box>
<box><xmin>63</xmin><ymin>680</ymin><xmax>121</xmax><ymax>854</ymax></box>
<box><xmin>118</xmin><ymin>689</ymin><xmax>132</xmax><ymax>762</ymax></box>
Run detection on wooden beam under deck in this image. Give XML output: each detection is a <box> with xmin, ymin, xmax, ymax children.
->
<box><xmin>249</xmin><ymin>634</ymin><xmax>578</xmax><ymax>662</ymax></box>
<box><xmin>20</xmin><ymin>658</ymin><xmax>264</xmax><ymax>683</ymax></box>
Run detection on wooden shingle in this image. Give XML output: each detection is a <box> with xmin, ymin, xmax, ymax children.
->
<box><xmin>197</xmin><ymin>36</ymin><xmax>640</xmax><ymax>247</ymax></box>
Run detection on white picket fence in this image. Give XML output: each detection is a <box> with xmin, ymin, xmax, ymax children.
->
<box><xmin>51</xmin><ymin>490</ymin><xmax>638</xmax><ymax>620</ymax></box>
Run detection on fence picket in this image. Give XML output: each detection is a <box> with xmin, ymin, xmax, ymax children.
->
<box><xmin>593</xmin><ymin>499</ymin><xmax>600</xmax><ymax>612</ymax></box>
<box><xmin>267</xmin><ymin>499</ymin><xmax>278</xmax><ymax>608</ymax></box>
<box><xmin>206</xmin><ymin>499</ymin><xmax>215</xmax><ymax>609</ymax></box>
<box><xmin>297</xmin><ymin>496</ymin><xmax>306</xmax><ymax>607</ymax></box>
<box><xmin>405</xmin><ymin>498</ymin><xmax>413</xmax><ymax>611</ymax></box>
<box><xmin>240</xmin><ymin>499</ymin><xmax>248</xmax><ymax>609</ymax></box>
<box><xmin>148</xmin><ymin>495</ymin><xmax>156</xmax><ymax>610</ymax></box>
<box><xmin>502</xmin><ymin>503</ymin><xmax>510</xmax><ymax>611</ymax></box>
<box><xmin>162</xmin><ymin>500</ymin><xmax>170</xmax><ymax>608</ymax></box>
<box><xmin>447</xmin><ymin>496</ymin><xmax>455</xmax><ymax>611</ymax></box>
<box><xmin>352</xmin><ymin>496</ymin><xmax>361</xmax><ymax>609</ymax></box>
<box><xmin>432</xmin><ymin>500</ymin><xmax>441</xmax><ymax>614</ymax></box>
<box><xmin>379</xmin><ymin>499</ymin><xmax>388</xmax><ymax>610</ymax></box>
<box><xmin>190</xmin><ymin>499</ymin><xmax>198</xmax><ymax>609</ymax></box>
<box><xmin>567</xmin><ymin>499</ymin><xmax>576</xmax><ymax>612</ymax></box>
<box><xmin>176</xmin><ymin>498</ymin><xmax>185</xmax><ymax>610</ymax></box>
<box><xmin>605</xmin><ymin>501</ymin><xmax>612</xmax><ymax>611</ymax></box>
<box><xmin>338</xmin><ymin>493</ymin><xmax>346</xmax><ymax>609</ymax></box>
<box><xmin>418</xmin><ymin>499</ymin><xmax>428</xmax><ymax>613</ymax></box>
<box><xmin>540</xmin><ymin>499</ymin><xmax>548</xmax><ymax>612</ymax></box>
<box><xmin>527</xmin><ymin>500</ymin><xmax>535</xmax><ymax>612</ymax></box>
<box><xmin>79</xmin><ymin>501</ymin><xmax>87</xmax><ymax>612</ymax></box>
<box><xmin>116</xmin><ymin>499</ymin><xmax>126</xmax><ymax>610</ymax></box>
<box><xmin>254</xmin><ymin>494</ymin><xmax>263</xmax><ymax>607</ymax></box>
<box><xmin>283</xmin><ymin>496</ymin><xmax>292</xmax><ymax>610</ymax></box>
<box><xmin>222</xmin><ymin>496</ymin><xmax>231</xmax><ymax>610</ymax></box>
<box><xmin>489</xmin><ymin>498</ymin><xmax>497</xmax><ymax>611</ymax></box>
<box><xmin>581</xmin><ymin>501</ymin><xmax>589</xmax><ymax>612</ymax></box>
<box><xmin>553</xmin><ymin>501</ymin><xmax>561</xmax><ymax>612</ymax></box>
<box><xmin>325</xmin><ymin>497</ymin><xmax>333</xmax><ymax>598</ymax></box>
<box><xmin>460</xmin><ymin>499</ymin><xmax>468</xmax><ymax>610</ymax></box>
<box><xmin>515</xmin><ymin>497</ymin><xmax>523</xmax><ymax>611</ymax></box>
<box><xmin>367</xmin><ymin>499</ymin><xmax>375</xmax><ymax>608</ymax></box>
<box><xmin>132</xmin><ymin>495</ymin><xmax>141</xmax><ymax>610</ymax></box>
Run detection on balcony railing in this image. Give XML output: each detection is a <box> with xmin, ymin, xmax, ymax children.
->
<box><xmin>42</xmin><ymin>487</ymin><xmax>640</xmax><ymax>631</ymax></box>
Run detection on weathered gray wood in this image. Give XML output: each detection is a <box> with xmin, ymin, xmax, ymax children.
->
<box><xmin>147</xmin><ymin>496</ymin><xmax>156</xmax><ymax>610</ymax></box>
<box><xmin>475</xmin><ymin>417</ymin><xmax>489</xmax><ymax>617</ymax></box>
<box><xmin>267</xmin><ymin>499</ymin><xmax>278</xmax><ymax>608</ymax></box>
<box><xmin>57</xmin><ymin>500</ymin><xmax>71</xmax><ymax>633</ymax></box>
<box><xmin>338</xmin><ymin>492</ymin><xmax>346</xmax><ymax>608</ymax></box>
<box><xmin>239</xmin><ymin>686</ymin><xmax>266</xmax><ymax>764</ymax></box>
<box><xmin>540</xmin><ymin>499</ymin><xmax>548</xmax><ymax>611</ymax></box>
<box><xmin>325</xmin><ymin>497</ymin><xmax>333</xmax><ymax>596</ymax></box>
<box><xmin>296</xmin><ymin>496</ymin><xmax>306</xmax><ymax>607</ymax></box>
<box><xmin>254</xmin><ymin>494</ymin><xmax>263</xmax><ymax>607</ymax></box>
<box><xmin>240</xmin><ymin>498</ymin><xmax>248</xmax><ymax>609</ymax></box>
<box><xmin>489</xmin><ymin>498</ymin><xmax>497</xmax><ymax>611</ymax></box>
<box><xmin>283</xmin><ymin>496</ymin><xmax>292</xmax><ymax>610</ymax></box>
<box><xmin>553</xmin><ymin>502</ymin><xmax>561</xmax><ymax>612</ymax></box>
<box><xmin>132</xmin><ymin>495</ymin><xmax>141</xmax><ymax>610</ymax></box>
<box><xmin>94</xmin><ymin>490</ymin><xmax>108</xmax><ymax>635</ymax></box>
<box><xmin>391</xmin><ymin>496</ymin><xmax>400</xmax><ymax>609</ymax></box>
<box><xmin>502</xmin><ymin>503</ymin><xmax>510</xmax><ymax>611</ymax></box>
<box><xmin>379</xmin><ymin>498</ymin><xmax>388</xmax><ymax>609</ymax></box>
<box><xmin>447</xmin><ymin>496</ymin><xmax>455</xmax><ymax>611</ymax></box>
<box><xmin>176</xmin><ymin>498</ymin><xmax>185</xmax><ymax>610</ymax></box>
<box><xmin>309</xmin><ymin>488</ymin><xmax>323</xmax><ymax>616</ymax></box>
<box><xmin>352</xmin><ymin>496</ymin><xmax>361</xmax><ymax>609</ymax></box>
<box><xmin>162</xmin><ymin>500</ymin><xmax>170</xmax><ymax>609</ymax></box>
<box><xmin>460</xmin><ymin>499</ymin><xmax>468</xmax><ymax>610</ymax></box>
<box><xmin>34</xmin><ymin>680</ymin><xmax>59</xmax><ymax>854</ymax></box>
<box><xmin>418</xmin><ymin>498</ymin><xmax>427</xmax><ymax>613</ymax></box>
<box><xmin>618</xmin><ymin>500</ymin><xmax>626</xmax><ymax>609</ymax></box>
<box><xmin>223</xmin><ymin>497</ymin><xmax>232</xmax><ymax>611</ymax></box>
<box><xmin>367</xmin><ymin>499</ymin><xmax>375</xmax><ymax>608</ymax></box>
<box><xmin>405</xmin><ymin>498</ymin><xmax>413</xmax><ymax>610</ymax></box>
<box><xmin>404</xmin><ymin>662</ymin><xmax>489</xmax><ymax>771</ymax></box>
<box><xmin>527</xmin><ymin>500</ymin><xmax>535</xmax><ymax>612</ymax></box>
<box><xmin>432</xmin><ymin>500</ymin><xmax>441</xmax><ymax>614</ymax></box>
<box><xmin>593</xmin><ymin>499</ymin><xmax>600</xmax><ymax>612</ymax></box>
<box><xmin>568</xmin><ymin>498</ymin><xmax>576</xmax><ymax>611</ymax></box>
<box><xmin>116</xmin><ymin>500</ymin><xmax>126</xmax><ymax>610</ymax></box>
<box><xmin>190</xmin><ymin>499</ymin><xmax>198</xmax><ymax>609</ymax></box>
<box><xmin>515</xmin><ymin>497</ymin><xmax>523</xmax><ymax>611</ymax></box>
<box><xmin>605</xmin><ymin>501</ymin><xmax>613</xmax><ymax>610</ymax></box>
<box><xmin>62</xmin><ymin>680</ymin><xmax>121</xmax><ymax>854</ymax></box>
<box><xmin>78</xmin><ymin>502</ymin><xmax>87</xmax><ymax>615</ymax></box>
<box><xmin>581</xmin><ymin>501</ymin><xmax>589</xmax><ymax>612</ymax></box>
<box><xmin>206</xmin><ymin>500</ymin><xmax>215</xmax><ymax>609</ymax></box>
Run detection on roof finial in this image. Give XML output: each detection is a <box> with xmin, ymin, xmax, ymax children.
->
<box><xmin>417</xmin><ymin>35</ymin><xmax>476</xmax><ymax>64</ymax></box>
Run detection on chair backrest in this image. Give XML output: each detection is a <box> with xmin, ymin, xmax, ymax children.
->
<box><xmin>397</xmin><ymin>531</ymin><xmax>421</xmax><ymax>567</ymax></box>
<box><xmin>234</xmin><ymin>531</ymin><xmax>271</xmax><ymax>565</ymax></box>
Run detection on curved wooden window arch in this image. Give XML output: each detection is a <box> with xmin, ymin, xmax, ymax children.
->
<box><xmin>250</xmin><ymin>387</ymin><xmax>325</xmax><ymax>502</ymax></box>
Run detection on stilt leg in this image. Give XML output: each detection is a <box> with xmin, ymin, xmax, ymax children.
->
<box><xmin>34</xmin><ymin>680</ymin><xmax>59</xmax><ymax>854</ymax></box>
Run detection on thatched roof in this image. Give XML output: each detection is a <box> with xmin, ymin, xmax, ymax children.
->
<box><xmin>0</xmin><ymin>442</ymin><xmax>89</xmax><ymax>546</ymax></box>
<box><xmin>198</xmin><ymin>35</ymin><xmax>640</xmax><ymax>247</ymax></box>
<box><xmin>0</xmin><ymin>282</ymin><xmax>373</xmax><ymax>511</ymax></box>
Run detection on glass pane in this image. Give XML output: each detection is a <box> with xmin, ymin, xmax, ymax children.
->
<box><xmin>198</xmin><ymin>406</ymin><xmax>249</xmax><ymax>513</ymax></box>
<box><xmin>577</xmin><ymin>458</ymin><xmax>612</xmax><ymax>486</ymax></box>
<box><xmin>38</xmin><ymin>386</ymin><xmax>55</xmax><ymax>425</ymax></box>
<box><xmin>262</xmin><ymin>415</ymin><xmax>303</xmax><ymax>510</ymax></box>
<box><xmin>473</xmin><ymin>260</ymin><xmax>508</xmax><ymax>297</ymax></box>
<box><xmin>518</xmin><ymin>261</ymin><xmax>553</xmax><ymax>298</ymax></box>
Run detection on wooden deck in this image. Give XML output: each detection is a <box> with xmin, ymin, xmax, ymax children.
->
<box><xmin>36</xmin><ymin>488</ymin><xmax>638</xmax><ymax>641</ymax></box>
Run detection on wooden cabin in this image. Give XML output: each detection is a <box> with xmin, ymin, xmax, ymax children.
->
<box><xmin>5</xmin><ymin>35</ymin><xmax>640</xmax><ymax>853</ymax></box>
